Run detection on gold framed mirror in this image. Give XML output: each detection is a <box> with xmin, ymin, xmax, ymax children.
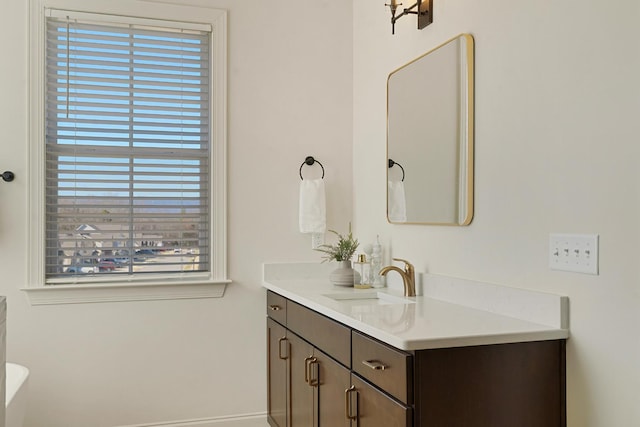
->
<box><xmin>387</xmin><ymin>33</ymin><xmax>474</xmax><ymax>225</ymax></box>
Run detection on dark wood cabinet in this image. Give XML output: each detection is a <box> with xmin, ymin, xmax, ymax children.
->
<box><xmin>266</xmin><ymin>318</ymin><xmax>287</xmax><ymax>427</ymax></box>
<box><xmin>412</xmin><ymin>340</ymin><xmax>566</xmax><ymax>427</ymax></box>
<box><xmin>315</xmin><ymin>348</ymin><xmax>351</xmax><ymax>427</ymax></box>
<box><xmin>288</xmin><ymin>332</ymin><xmax>315</xmax><ymax>426</ymax></box>
<box><xmin>266</xmin><ymin>290</ymin><xmax>566</xmax><ymax>427</ymax></box>
<box><xmin>267</xmin><ymin>293</ymin><xmax>352</xmax><ymax>427</ymax></box>
<box><xmin>350</xmin><ymin>374</ymin><xmax>412</xmax><ymax>427</ymax></box>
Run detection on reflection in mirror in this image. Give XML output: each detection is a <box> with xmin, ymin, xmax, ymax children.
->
<box><xmin>387</xmin><ymin>33</ymin><xmax>474</xmax><ymax>225</ymax></box>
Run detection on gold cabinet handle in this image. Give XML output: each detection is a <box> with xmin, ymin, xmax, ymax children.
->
<box><xmin>278</xmin><ymin>337</ymin><xmax>288</xmax><ymax>360</ymax></box>
<box><xmin>269</xmin><ymin>305</ymin><xmax>282</xmax><ymax>311</ymax></box>
<box><xmin>304</xmin><ymin>356</ymin><xmax>317</xmax><ymax>385</ymax></box>
<box><xmin>345</xmin><ymin>385</ymin><xmax>357</xmax><ymax>420</ymax></box>
<box><xmin>310</xmin><ymin>360</ymin><xmax>319</xmax><ymax>387</ymax></box>
<box><xmin>362</xmin><ymin>359</ymin><xmax>388</xmax><ymax>371</ymax></box>
<box><xmin>304</xmin><ymin>356</ymin><xmax>319</xmax><ymax>387</ymax></box>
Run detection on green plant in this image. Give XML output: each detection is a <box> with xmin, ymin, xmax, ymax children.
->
<box><xmin>315</xmin><ymin>225</ymin><xmax>359</xmax><ymax>262</ymax></box>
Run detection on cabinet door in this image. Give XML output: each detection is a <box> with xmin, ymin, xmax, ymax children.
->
<box><xmin>267</xmin><ymin>318</ymin><xmax>288</xmax><ymax>427</ymax></box>
<box><xmin>288</xmin><ymin>332</ymin><xmax>315</xmax><ymax>427</ymax></box>
<box><xmin>350</xmin><ymin>374</ymin><xmax>412</xmax><ymax>427</ymax></box>
<box><xmin>314</xmin><ymin>349</ymin><xmax>351</xmax><ymax>427</ymax></box>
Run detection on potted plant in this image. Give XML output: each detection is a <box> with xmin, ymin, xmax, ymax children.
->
<box><xmin>315</xmin><ymin>225</ymin><xmax>359</xmax><ymax>286</ymax></box>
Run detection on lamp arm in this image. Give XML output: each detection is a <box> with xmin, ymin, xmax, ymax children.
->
<box><xmin>389</xmin><ymin>2</ymin><xmax>419</xmax><ymax>34</ymax></box>
<box><xmin>386</xmin><ymin>0</ymin><xmax>432</xmax><ymax>34</ymax></box>
<box><xmin>392</xmin><ymin>2</ymin><xmax>418</xmax><ymax>22</ymax></box>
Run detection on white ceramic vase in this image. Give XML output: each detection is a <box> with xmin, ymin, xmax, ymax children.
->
<box><xmin>330</xmin><ymin>260</ymin><xmax>360</xmax><ymax>287</ymax></box>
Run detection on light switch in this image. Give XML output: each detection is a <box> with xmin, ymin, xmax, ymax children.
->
<box><xmin>549</xmin><ymin>233</ymin><xmax>599</xmax><ymax>275</ymax></box>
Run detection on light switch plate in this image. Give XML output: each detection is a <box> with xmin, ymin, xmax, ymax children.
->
<box><xmin>549</xmin><ymin>233</ymin><xmax>599</xmax><ymax>275</ymax></box>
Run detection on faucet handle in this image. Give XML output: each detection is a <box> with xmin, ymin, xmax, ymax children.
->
<box><xmin>392</xmin><ymin>257</ymin><xmax>412</xmax><ymax>266</ymax></box>
<box><xmin>392</xmin><ymin>258</ymin><xmax>415</xmax><ymax>273</ymax></box>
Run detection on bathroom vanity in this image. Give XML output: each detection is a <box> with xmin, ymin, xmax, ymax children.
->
<box><xmin>263</xmin><ymin>263</ymin><xmax>569</xmax><ymax>427</ymax></box>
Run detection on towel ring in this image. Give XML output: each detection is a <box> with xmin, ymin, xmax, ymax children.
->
<box><xmin>1</xmin><ymin>171</ymin><xmax>14</xmax><ymax>183</ymax></box>
<box><xmin>388</xmin><ymin>159</ymin><xmax>405</xmax><ymax>182</ymax></box>
<box><xmin>299</xmin><ymin>156</ymin><xmax>325</xmax><ymax>180</ymax></box>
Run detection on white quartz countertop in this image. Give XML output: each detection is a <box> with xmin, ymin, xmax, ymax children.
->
<box><xmin>263</xmin><ymin>263</ymin><xmax>569</xmax><ymax>351</ymax></box>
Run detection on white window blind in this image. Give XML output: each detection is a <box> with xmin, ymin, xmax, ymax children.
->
<box><xmin>45</xmin><ymin>12</ymin><xmax>212</xmax><ymax>281</ymax></box>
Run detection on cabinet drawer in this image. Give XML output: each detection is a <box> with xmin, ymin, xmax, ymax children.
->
<box><xmin>266</xmin><ymin>291</ymin><xmax>287</xmax><ymax>325</ymax></box>
<box><xmin>352</xmin><ymin>331</ymin><xmax>412</xmax><ymax>404</ymax></box>
<box><xmin>287</xmin><ymin>300</ymin><xmax>351</xmax><ymax>367</ymax></box>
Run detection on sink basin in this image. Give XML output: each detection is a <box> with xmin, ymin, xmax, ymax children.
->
<box><xmin>322</xmin><ymin>291</ymin><xmax>415</xmax><ymax>306</ymax></box>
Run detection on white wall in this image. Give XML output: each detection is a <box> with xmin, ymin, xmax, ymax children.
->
<box><xmin>4</xmin><ymin>0</ymin><xmax>637</xmax><ymax>425</ymax></box>
<box><xmin>0</xmin><ymin>0</ymin><xmax>352</xmax><ymax>426</ymax></box>
<box><xmin>353</xmin><ymin>0</ymin><xmax>640</xmax><ymax>426</ymax></box>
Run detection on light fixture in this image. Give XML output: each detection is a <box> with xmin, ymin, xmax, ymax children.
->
<box><xmin>385</xmin><ymin>0</ymin><xmax>433</xmax><ymax>34</ymax></box>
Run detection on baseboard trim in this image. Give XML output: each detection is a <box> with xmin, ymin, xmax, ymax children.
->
<box><xmin>115</xmin><ymin>412</ymin><xmax>267</xmax><ymax>427</ymax></box>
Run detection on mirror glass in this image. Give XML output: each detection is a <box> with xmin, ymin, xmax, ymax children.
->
<box><xmin>387</xmin><ymin>34</ymin><xmax>474</xmax><ymax>225</ymax></box>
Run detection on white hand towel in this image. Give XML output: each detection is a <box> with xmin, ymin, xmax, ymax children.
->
<box><xmin>299</xmin><ymin>179</ymin><xmax>326</xmax><ymax>233</ymax></box>
<box><xmin>388</xmin><ymin>180</ymin><xmax>407</xmax><ymax>223</ymax></box>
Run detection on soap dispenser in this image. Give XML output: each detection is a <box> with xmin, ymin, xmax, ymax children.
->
<box><xmin>353</xmin><ymin>254</ymin><xmax>372</xmax><ymax>289</ymax></box>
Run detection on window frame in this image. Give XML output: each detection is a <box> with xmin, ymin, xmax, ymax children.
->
<box><xmin>25</xmin><ymin>0</ymin><xmax>229</xmax><ymax>305</ymax></box>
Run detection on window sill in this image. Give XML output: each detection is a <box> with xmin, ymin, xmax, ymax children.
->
<box><xmin>22</xmin><ymin>280</ymin><xmax>230</xmax><ymax>305</ymax></box>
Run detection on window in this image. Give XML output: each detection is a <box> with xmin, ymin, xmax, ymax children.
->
<box><xmin>27</xmin><ymin>1</ymin><xmax>228</xmax><ymax>304</ymax></box>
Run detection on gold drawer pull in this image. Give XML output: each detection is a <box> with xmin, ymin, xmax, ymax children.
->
<box><xmin>269</xmin><ymin>305</ymin><xmax>282</xmax><ymax>311</ymax></box>
<box><xmin>345</xmin><ymin>385</ymin><xmax>357</xmax><ymax>420</ymax></box>
<box><xmin>362</xmin><ymin>360</ymin><xmax>388</xmax><ymax>371</ymax></box>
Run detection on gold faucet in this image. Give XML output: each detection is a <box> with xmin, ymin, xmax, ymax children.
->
<box><xmin>379</xmin><ymin>258</ymin><xmax>416</xmax><ymax>297</ymax></box>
